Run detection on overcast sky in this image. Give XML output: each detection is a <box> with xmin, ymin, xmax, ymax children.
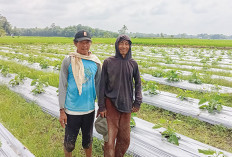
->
<box><xmin>0</xmin><ymin>0</ymin><xmax>231</xmax><ymax>35</ymax></box>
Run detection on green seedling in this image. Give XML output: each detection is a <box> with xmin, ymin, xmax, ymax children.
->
<box><xmin>153</xmin><ymin>119</ymin><xmax>181</xmax><ymax>146</ymax></box>
<box><xmin>139</xmin><ymin>46</ymin><xmax>144</xmax><ymax>52</ymax></box>
<box><xmin>200</xmin><ymin>57</ymin><xmax>210</xmax><ymax>63</ymax></box>
<box><xmin>31</xmin><ymin>79</ymin><xmax>48</xmax><ymax>95</ymax></box>
<box><xmin>188</xmin><ymin>71</ymin><xmax>202</xmax><ymax>84</ymax></box>
<box><xmin>9</xmin><ymin>74</ymin><xmax>25</xmax><ymax>86</ymax></box>
<box><xmin>152</xmin><ymin>69</ymin><xmax>165</xmax><ymax>78</ymax></box>
<box><xmin>143</xmin><ymin>81</ymin><xmax>159</xmax><ymax>95</ymax></box>
<box><xmin>39</xmin><ymin>60</ymin><xmax>49</xmax><ymax>69</ymax></box>
<box><xmin>166</xmin><ymin>70</ymin><xmax>181</xmax><ymax>82</ymax></box>
<box><xmin>211</xmin><ymin>59</ymin><xmax>219</xmax><ymax>66</ymax></box>
<box><xmin>53</xmin><ymin>63</ymin><xmax>61</xmax><ymax>70</ymax></box>
<box><xmin>176</xmin><ymin>88</ymin><xmax>192</xmax><ymax>101</ymax></box>
<box><xmin>164</xmin><ymin>56</ymin><xmax>174</xmax><ymax>64</ymax></box>
<box><xmin>150</xmin><ymin>48</ymin><xmax>158</xmax><ymax>54</ymax></box>
<box><xmin>198</xmin><ymin>149</ymin><xmax>227</xmax><ymax>157</ymax></box>
<box><xmin>0</xmin><ymin>65</ymin><xmax>10</xmax><ymax>77</ymax></box>
<box><xmin>198</xmin><ymin>93</ymin><xmax>224</xmax><ymax>113</ymax></box>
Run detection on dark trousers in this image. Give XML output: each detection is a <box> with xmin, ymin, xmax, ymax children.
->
<box><xmin>64</xmin><ymin>111</ymin><xmax>95</xmax><ymax>152</ymax></box>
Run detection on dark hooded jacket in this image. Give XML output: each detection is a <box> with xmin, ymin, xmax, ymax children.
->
<box><xmin>98</xmin><ymin>35</ymin><xmax>142</xmax><ymax>113</ymax></box>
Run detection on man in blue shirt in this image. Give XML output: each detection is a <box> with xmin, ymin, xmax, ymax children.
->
<box><xmin>59</xmin><ymin>30</ymin><xmax>101</xmax><ymax>157</ymax></box>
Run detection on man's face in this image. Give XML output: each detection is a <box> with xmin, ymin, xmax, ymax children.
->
<box><xmin>118</xmin><ymin>40</ymin><xmax>130</xmax><ymax>58</ymax></box>
<box><xmin>75</xmin><ymin>40</ymin><xmax>92</xmax><ymax>55</ymax></box>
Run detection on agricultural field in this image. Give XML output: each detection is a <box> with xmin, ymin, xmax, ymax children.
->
<box><xmin>0</xmin><ymin>36</ymin><xmax>232</xmax><ymax>157</ymax></box>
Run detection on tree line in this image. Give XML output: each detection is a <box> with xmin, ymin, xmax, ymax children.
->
<box><xmin>1</xmin><ymin>14</ymin><xmax>232</xmax><ymax>39</ymax></box>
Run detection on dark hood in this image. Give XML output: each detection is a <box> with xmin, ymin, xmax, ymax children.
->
<box><xmin>98</xmin><ymin>34</ymin><xmax>142</xmax><ymax>113</ymax></box>
<box><xmin>115</xmin><ymin>35</ymin><xmax>132</xmax><ymax>60</ymax></box>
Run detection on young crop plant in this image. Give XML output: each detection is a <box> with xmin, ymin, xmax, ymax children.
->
<box><xmin>188</xmin><ymin>71</ymin><xmax>203</xmax><ymax>84</ymax></box>
<box><xmin>216</xmin><ymin>56</ymin><xmax>223</xmax><ymax>62</ymax></box>
<box><xmin>198</xmin><ymin>92</ymin><xmax>224</xmax><ymax>113</ymax></box>
<box><xmin>47</xmin><ymin>48</ymin><xmax>59</xmax><ymax>54</ymax></box>
<box><xmin>28</xmin><ymin>55</ymin><xmax>36</xmax><ymax>63</ymax></box>
<box><xmin>221</xmin><ymin>51</ymin><xmax>225</xmax><ymax>55</ymax></box>
<box><xmin>40</xmin><ymin>45</ymin><xmax>46</xmax><ymax>53</ymax></box>
<box><xmin>39</xmin><ymin>60</ymin><xmax>49</xmax><ymax>69</ymax></box>
<box><xmin>141</xmin><ymin>61</ymin><xmax>150</xmax><ymax>68</ymax></box>
<box><xmin>198</xmin><ymin>52</ymin><xmax>204</xmax><ymax>59</ymax></box>
<box><xmin>166</xmin><ymin>70</ymin><xmax>181</xmax><ymax>82</ymax></box>
<box><xmin>151</xmin><ymin>69</ymin><xmax>165</xmax><ymax>78</ymax></box>
<box><xmin>227</xmin><ymin>50</ymin><xmax>231</xmax><ymax>57</ymax></box>
<box><xmin>164</xmin><ymin>56</ymin><xmax>174</xmax><ymax>64</ymax></box>
<box><xmin>153</xmin><ymin>119</ymin><xmax>181</xmax><ymax>146</ymax></box>
<box><xmin>9</xmin><ymin>74</ymin><xmax>25</xmax><ymax>86</ymax></box>
<box><xmin>161</xmin><ymin>51</ymin><xmax>168</xmax><ymax>57</ymax></box>
<box><xmin>211</xmin><ymin>59</ymin><xmax>219</xmax><ymax>66</ymax></box>
<box><xmin>200</xmin><ymin>57</ymin><xmax>210</xmax><ymax>63</ymax></box>
<box><xmin>53</xmin><ymin>63</ymin><xmax>61</xmax><ymax>70</ymax></box>
<box><xmin>203</xmin><ymin>63</ymin><xmax>210</xmax><ymax>70</ymax></box>
<box><xmin>0</xmin><ymin>65</ymin><xmax>10</xmax><ymax>77</ymax></box>
<box><xmin>176</xmin><ymin>88</ymin><xmax>192</xmax><ymax>101</ymax></box>
<box><xmin>143</xmin><ymin>81</ymin><xmax>159</xmax><ymax>95</ymax></box>
<box><xmin>31</xmin><ymin>79</ymin><xmax>49</xmax><ymax>95</ymax></box>
<box><xmin>139</xmin><ymin>46</ymin><xmax>144</xmax><ymax>52</ymax></box>
<box><xmin>198</xmin><ymin>149</ymin><xmax>227</xmax><ymax>157</ymax></box>
<box><xmin>150</xmin><ymin>48</ymin><xmax>158</xmax><ymax>54</ymax></box>
<box><xmin>174</xmin><ymin>50</ymin><xmax>179</xmax><ymax>56</ymax></box>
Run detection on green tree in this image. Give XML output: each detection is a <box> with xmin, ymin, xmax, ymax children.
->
<box><xmin>0</xmin><ymin>14</ymin><xmax>12</xmax><ymax>35</ymax></box>
<box><xmin>0</xmin><ymin>28</ymin><xmax>6</xmax><ymax>37</ymax></box>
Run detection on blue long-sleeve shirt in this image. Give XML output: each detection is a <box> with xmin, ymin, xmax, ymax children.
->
<box><xmin>59</xmin><ymin>56</ymin><xmax>101</xmax><ymax>114</ymax></box>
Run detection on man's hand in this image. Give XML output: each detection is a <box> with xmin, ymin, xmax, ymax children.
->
<box><xmin>96</xmin><ymin>109</ymin><xmax>107</xmax><ymax>118</ymax></box>
<box><xmin>59</xmin><ymin>109</ymin><xmax>67</xmax><ymax>128</ymax></box>
<box><xmin>132</xmin><ymin>107</ymin><xmax>139</xmax><ymax>113</ymax></box>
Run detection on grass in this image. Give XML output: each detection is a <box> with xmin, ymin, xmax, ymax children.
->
<box><xmin>137</xmin><ymin>103</ymin><xmax>232</xmax><ymax>153</ymax></box>
<box><xmin>0</xmin><ymin>85</ymin><xmax>133</xmax><ymax>157</ymax></box>
<box><xmin>0</xmin><ymin>85</ymin><xmax>104</xmax><ymax>156</ymax></box>
<box><xmin>0</xmin><ymin>59</ymin><xmax>59</xmax><ymax>87</ymax></box>
<box><xmin>1</xmin><ymin>36</ymin><xmax>232</xmax><ymax>48</ymax></box>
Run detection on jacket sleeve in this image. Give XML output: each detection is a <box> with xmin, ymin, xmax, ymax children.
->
<box><xmin>133</xmin><ymin>62</ymin><xmax>142</xmax><ymax>108</ymax></box>
<box><xmin>98</xmin><ymin>60</ymin><xmax>108</xmax><ymax>112</ymax></box>
<box><xmin>95</xmin><ymin>63</ymin><xmax>102</xmax><ymax>100</ymax></box>
<box><xmin>58</xmin><ymin>57</ymin><xmax>70</xmax><ymax>109</ymax></box>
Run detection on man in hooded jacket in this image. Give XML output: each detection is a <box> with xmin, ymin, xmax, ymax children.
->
<box><xmin>97</xmin><ymin>35</ymin><xmax>142</xmax><ymax>157</ymax></box>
